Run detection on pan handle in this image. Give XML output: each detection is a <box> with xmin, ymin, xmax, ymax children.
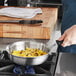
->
<box><xmin>56</xmin><ymin>40</ymin><xmax>64</xmax><ymax>46</ymax></box>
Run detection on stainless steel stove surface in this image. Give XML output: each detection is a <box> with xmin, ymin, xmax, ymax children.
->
<box><xmin>29</xmin><ymin>0</ymin><xmax>62</xmax><ymax>7</ymax></box>
<box><xmin>0</xmin><ymin>51</ymin><xmax>56</xmax><ymax>76</ymax></box>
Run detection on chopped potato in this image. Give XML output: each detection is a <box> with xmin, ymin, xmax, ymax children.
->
<box><xmin>11</xmin><ymin>48</ymin><xmax>47</xmax><ymax>57</ymax></box>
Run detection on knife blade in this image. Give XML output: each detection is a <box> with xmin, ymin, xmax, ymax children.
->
<box><xmin>0</xmin><ymin>20</ymin><xmax>43</xmax><ymax>24</ymax></box>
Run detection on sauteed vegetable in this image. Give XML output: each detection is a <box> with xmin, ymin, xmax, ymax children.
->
<box><xmin>11</xmin><ymin>48</ymin><xmax>47</xmax><ymax>57</ymax></box>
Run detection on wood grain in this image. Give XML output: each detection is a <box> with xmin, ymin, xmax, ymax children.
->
<box><xmin>0</xmin><ymin>7</ymin><xmax>58</xmax><ymax>39</ymax></box>
<box><xmin>0</xmin><ymin>25</ymin><xmax>3</xmax><ymax>37</ymax></box>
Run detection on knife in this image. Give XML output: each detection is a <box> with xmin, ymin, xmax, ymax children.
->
<box><xmin>0</xmin><ymin>20</ymin><xmax>43</xmax><ymax>24</ymax></box>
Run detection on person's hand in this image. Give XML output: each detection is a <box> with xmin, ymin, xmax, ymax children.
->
<box><xmin>58</xmin><ymin>25</ymin><xmax>76</xmax><ymax>47</ymax></box>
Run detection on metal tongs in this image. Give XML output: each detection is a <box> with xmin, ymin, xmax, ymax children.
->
<box><xmin>0</xmin><ymin>20</ymin><xmax>43</xmax><ymax>24</ymax></box>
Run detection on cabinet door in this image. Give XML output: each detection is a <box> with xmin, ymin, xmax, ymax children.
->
<box><xmin>0</xmin><ymin>0</ymin><xmax>4</xmax><ymax>6</ymax></box>
<box><xmin>7</xmin><ymin>0</ymin><xmax>17</xmax><ymax>6</ymax></box>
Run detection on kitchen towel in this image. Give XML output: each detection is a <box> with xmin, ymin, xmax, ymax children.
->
<box><xmin>0</xmin><ymin>7</ymin><xmax>42</xmax><ymax>19</ymax></box>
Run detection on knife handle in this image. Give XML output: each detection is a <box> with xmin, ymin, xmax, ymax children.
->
<box><xmin>19</xmin><ymin>20</ymin><xmax>43</xmax><ymax>24</ymax></box>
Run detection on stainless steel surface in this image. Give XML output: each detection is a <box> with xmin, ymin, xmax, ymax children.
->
<box><xmin>6</xmin><ymin>41</ymin><xmax>50</xmax><ymax>65</ymax></box>
<box><xmin>29</xmin><ymin>2</ymin><xmax>62</xmax><ymax>6</ymax></box>
<box><xmin>0</xmin><ymin>20</ymin><xmax>20</xmax><ymax>23</ymax></box>
<box><xmin>29</xmin><ymin>0</ymin><xmax>62</xmax><ymax>7</ymax></box>
<box><xmin>18</xmin><ymin>0</ymin><xmax>31</xmax><ymax>6</ymax></box>
<box><xmin>0</xmin><ymin>64</ymin><xmax>14</xmax><ymax>72</ymax></box>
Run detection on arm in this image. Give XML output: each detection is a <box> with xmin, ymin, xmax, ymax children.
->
<box><xmin>58</xmin><ymin>0</ymin><xmax>76</xmax><ymax>47</ymax></box>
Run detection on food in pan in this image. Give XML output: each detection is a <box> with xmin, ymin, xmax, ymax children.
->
<box><xmin>11</xmin><ymin>48</ymin><xmax>47</xmax><ymax>57</ymax></box>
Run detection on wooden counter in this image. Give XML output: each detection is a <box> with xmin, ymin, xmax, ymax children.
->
<box><xmin>0</xmin><ymin>7</ymin><xmax>58</xmax><ymax>39</ymax></box>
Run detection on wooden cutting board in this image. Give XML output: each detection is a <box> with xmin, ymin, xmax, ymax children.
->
<box><xmin>0</xmin><ymin>7</ymin><xmax>58</xmax><ymax>39</ymax></box>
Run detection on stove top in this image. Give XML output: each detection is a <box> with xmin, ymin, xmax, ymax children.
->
<box><xmin>0</xmin><ymin>51</ymin><xmax>56</xmax><ymax>76</ymax></box>
<box><xmin>0</xmin><ymin>74</ymin><xmax>51</xmax><ymax>76</ymax></box>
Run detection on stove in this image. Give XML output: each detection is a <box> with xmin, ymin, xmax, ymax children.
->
<box><xmin>0</xmin><ymin>51</ymin><xmax>56</xmax><ymax>76</ymax></box>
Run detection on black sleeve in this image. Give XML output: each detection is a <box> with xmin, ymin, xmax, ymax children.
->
<box><xmin>61</xmin><ymin>0</ymin><xmax>76</xmax><ymax>34</ymax></box>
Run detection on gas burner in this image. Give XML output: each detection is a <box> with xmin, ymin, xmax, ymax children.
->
<box><xmin>13</xmin><ymin>65</ymin><xmax>35</xmax><ymax>74</ymax></box>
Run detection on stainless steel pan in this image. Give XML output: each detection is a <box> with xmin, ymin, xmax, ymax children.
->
<box><xmin>6</xmin><ymin>41</ymin><xmax>50</xmax><ymax>66</ymax></box>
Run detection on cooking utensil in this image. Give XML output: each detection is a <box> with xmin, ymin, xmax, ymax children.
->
<box><xmin>0</xmin><ymin>20</ymin><xmax>43</xmax><ymax>24</ymax></box>
<box><xmin>5</xmin><ymin>41</ymin><xmax>50</xmax><ymax>66</ymax></box>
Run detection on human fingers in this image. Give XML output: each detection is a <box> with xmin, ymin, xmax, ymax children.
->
<box><xmin>70</xmin><ymin>38</ymin><xmax>76</xmax><ymax>45</ymax></box>
<box><xmin>58</xmin><ymin>33</ymin><xmax>66</xmax><ymax>41</ymax></box>
<box><xmin>61</xmin><ymin>37</ymin><xmax>72</xmax><ymax>47</ymax></box>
